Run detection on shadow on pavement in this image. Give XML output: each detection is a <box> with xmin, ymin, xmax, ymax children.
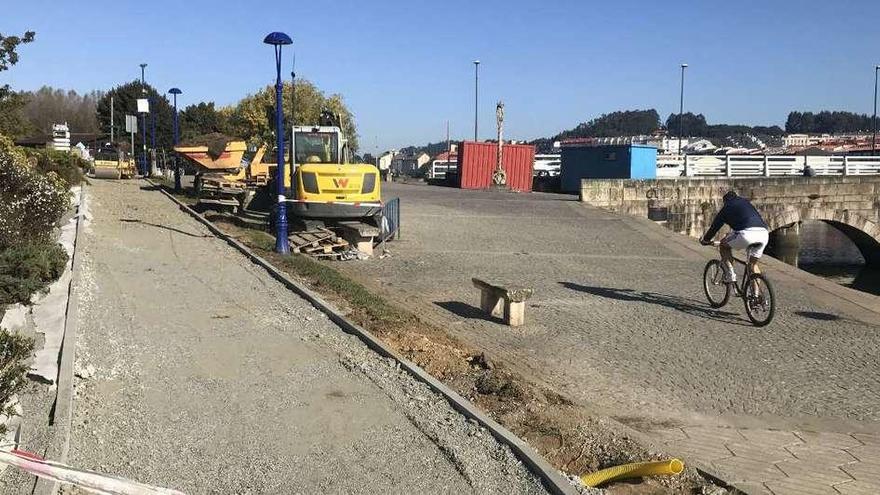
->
<box><xmin>794</xmin><ymin>310</ymin><xmax>840</xmax><ymax>321</ymax></box>
<box><xmin>559</xmin><ymin>281</ymin><xmax>749</xmax><ymax>326</ymax></box>
<box><xmin>434</xmin><ymin>301</ymin><xmax>502</xmax><ymax>323</ymax></box>
<box><xmin>119</xmin><ymin>218</ymin><xmax>211</xmax><ymax>238</ymax></box>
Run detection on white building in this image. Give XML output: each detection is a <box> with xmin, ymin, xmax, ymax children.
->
<box><xmin>782</xmin><ymin>133</ymin><xmax>832</xmax><ymax>147</ymax></box>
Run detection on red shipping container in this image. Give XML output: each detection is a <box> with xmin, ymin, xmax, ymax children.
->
<box><xmin>455</xmin><ymin>141</ymin><xmax>535</xmax><ymax>192</ymax></box>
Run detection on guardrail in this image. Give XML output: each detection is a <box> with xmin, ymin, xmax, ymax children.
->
<box><xmin>380</xmin><ymin>197</ymin><xmax>400</xmax><ymax>242</ymax></box>
<box><xmin>656</xmin><ymin>154</ymin><xmax>880</xmax><ymax>178</ymax></box>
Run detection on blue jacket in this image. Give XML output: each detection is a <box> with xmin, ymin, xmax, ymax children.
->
<box><xmin>703</xmin><ymin>196</ymin><xmax>767</xmax><ymax>241</ymax></box>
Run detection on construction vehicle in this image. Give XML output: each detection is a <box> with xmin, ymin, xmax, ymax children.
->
<box><xmin>174</xmin><ymin>137</ymin><xmax>258</xmax><ymax>212</ymax></box>
<box><xmin>92</xmin><ymin>149</ymin><xmax>137</xmax><ymax>179</ymax></box>
<box><xmin>287</xmin><ymin>111</ymin><xmax>382</xmax><ymax>224</ymax></box>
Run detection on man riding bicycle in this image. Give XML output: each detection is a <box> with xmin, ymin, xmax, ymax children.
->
<box><xmin>699</xmin><ymin>191</ymin><xmax>769</xmax><ymax>283</ymax></box>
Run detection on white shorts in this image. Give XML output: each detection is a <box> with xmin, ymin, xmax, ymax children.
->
<box><xmin>722</xmin><ymin>227</ymin><xmax>769</xmax><ymax>258</ymax></box>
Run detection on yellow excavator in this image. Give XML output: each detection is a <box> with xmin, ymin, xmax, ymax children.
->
<box><xmin>285</xmin><ymin>112</ymin><xmax>382</xmax><ymax>224</ymax></box>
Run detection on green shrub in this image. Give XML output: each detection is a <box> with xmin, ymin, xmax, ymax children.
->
<box><xmin>0</xmin><ymin>242</ymin><xmax>68</xmax><ymax>305</ymax></box>
<box><xmin>25</xmin><ymin>148</ymin><xmax>87</xmax><ymax>187</ymax></box>
<box><xmin>0</xmin><ymin>134</ymin><xmax>70</xmax><ymax>249</ymax></box>
<box><xmin>0</xmin><ymin>329</ymin><xmax>34</xmax><ymax>435</ymax></box>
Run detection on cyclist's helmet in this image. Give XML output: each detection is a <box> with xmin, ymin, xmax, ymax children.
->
<box><xmin>722</xmin><ymin>190</ymin><xmax>738</xmax><ymax>202</ymax></box>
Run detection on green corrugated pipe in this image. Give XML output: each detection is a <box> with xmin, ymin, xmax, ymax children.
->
<box><xmin>580</xmin><ymin>458</ymin><xmax>684</xmax><ymax>487</ymax></box>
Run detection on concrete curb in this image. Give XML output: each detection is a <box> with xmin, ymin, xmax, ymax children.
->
<box><xmin>150</xmin><ymin>182</ymin><xmax>578</xmax><ymax>495</ymax></box>
<box><xmin>33</xmin><ymin>187</ymin><xmax>86</xmax><ymax>495</ymax></box>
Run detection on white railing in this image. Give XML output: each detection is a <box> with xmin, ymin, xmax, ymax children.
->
<box><xmin>656</xmin><ymin>154</ymin><xmax>880</xmax><ymax>178</ymax></box>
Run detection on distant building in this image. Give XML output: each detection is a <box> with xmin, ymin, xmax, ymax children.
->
<box><xmin>377</xmin><ymin>151</ymin><xmax>395</xmax><ymax>171</ymax></box>
<box><xmin>783</xmin><ymin>133</ymin><xmax>832</xmax><ymax>147</ymax></box>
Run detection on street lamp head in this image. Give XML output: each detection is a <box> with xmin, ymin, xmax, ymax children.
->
<box><xmin>474</xmin><ymin>60</ymin><xmax>480</xmax><ymax>65</ymax></box>
<box><xmin>263</xmin><ymin>32</ymin><xmax>293</xmax><ymax>46</ymax></box>
<box><xmin>140</xmin><ymin>63</ymin><xmax>147</xmax><ymax>69</ymax></box>
<box><xmin>168</xmin><ymin>88</ymin><xmax>182</xmax><ymax>95</ymax></box>
<box><xmin>681</xmin><ymin>63</ymin><xmax>688</xmax><ymax>68</ymax></box>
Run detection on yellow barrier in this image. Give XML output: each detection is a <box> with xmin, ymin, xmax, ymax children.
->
<box><xmin>580</xmin><ymin>459</ymin><xmax>684</xmax><ymax>487</ymax></box>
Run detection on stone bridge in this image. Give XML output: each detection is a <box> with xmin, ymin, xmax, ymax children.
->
<box><xmin>579</xmin><ymin>176</ymin><xmax>880</xmax><ymax>265</ymax></box>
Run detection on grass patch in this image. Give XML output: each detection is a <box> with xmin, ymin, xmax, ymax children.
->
<box><xmin>0</xmin><ymin>242</ymin><xmax>68</xmax><ymax>305</ymax></box>
<box><xmin>233</xmin><ymin>227</ymin><xmax>409</xmax><ymax>326</ymax></box>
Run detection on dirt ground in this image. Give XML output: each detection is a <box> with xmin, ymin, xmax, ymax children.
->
<box><xmin>195</xmin><ymin>205</ymin><xmax>717</xmax><ymax>493</ymax></box>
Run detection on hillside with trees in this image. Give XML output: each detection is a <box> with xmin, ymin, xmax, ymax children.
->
<box><xmin>21</xmin><ymin>86</ymin><xmax>102</xmax><ymax>134</ymax></box>
<box><xmin>785</xmin><ymin>111</ymin><xmax>873</xmax><ymax>134</ymax></box>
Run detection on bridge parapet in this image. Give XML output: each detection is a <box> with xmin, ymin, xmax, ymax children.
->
<box><xmin>580</xmin><ymin>177</ymin><xmax>880</xmax><ymax>264</ymax></box>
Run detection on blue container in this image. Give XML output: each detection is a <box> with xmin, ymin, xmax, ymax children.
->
<box><xmin>560</xmin><ymin>144</ymin><xmax>657</xmax><ymax>192</ymax></box>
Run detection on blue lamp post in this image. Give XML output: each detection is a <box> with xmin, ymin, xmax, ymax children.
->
<box><xmin>168</xmin><ymin>88</ymin><xmax>183</xmax><ymax>191</ymax></box>
<box><xmin>139</xmin><ymin>63</ymin><xmax>148</xmax><ymax>176</ymax></box>
<box><xmin>264</xmin><ymin>31</ymin><xmax>293</xmax><ymax>254</ymax></box>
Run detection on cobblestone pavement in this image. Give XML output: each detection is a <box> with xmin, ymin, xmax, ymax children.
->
<box><xmin>339</xmin><ymin>182</ymin><xmax>880</xmax><ymax>494</ymax></box>
<box><xmin>60</xmin><ymin>180</ymin><xmax>546</xmax><ymax>494</ymax></box>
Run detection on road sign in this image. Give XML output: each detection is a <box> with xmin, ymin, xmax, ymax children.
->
<box><xmin>136</xmin><ymin>98</ymin><xmax>149</xmax><ymax>113</ymax></box>
<box><xmin>125</xmin><ymin>115</ymin><xmax>137</xmax><ymax>133</ymax></box>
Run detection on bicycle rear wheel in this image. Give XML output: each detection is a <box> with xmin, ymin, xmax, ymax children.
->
<box><xmin>743</xmin><ymin>273</ymin><xmax>776</xmax><ymax>326</ymax></box>
<box><xmin>703</xmin><ymin>260</ymin><xmax>730</xmax><ymax>308</ymax></box>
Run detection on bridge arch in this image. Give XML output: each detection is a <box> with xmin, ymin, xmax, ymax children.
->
<box><xmin>764</xmin><ymin>209</ymin><xmax>880</xmax><ymax>266</ymax></box>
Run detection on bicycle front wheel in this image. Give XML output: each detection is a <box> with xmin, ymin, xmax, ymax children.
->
<box><xmin>703</xmin><ymin>260</ymin><xmax>730</xmax><ymax>308</ymax></box>
<box><xmin>743</xmin><ymin>273</ymin><xmax>776</xmax><ymax>326</ymax></box>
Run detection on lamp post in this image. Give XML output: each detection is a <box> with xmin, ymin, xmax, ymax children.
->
<box><xmin>139</xmin><ymin>63</ymin><xmax>148</xmax><ymax>176</ymax></box>
<box><xmin>678</xmin><ymin>63</ymin><xmax>687</xmax><ymax>155</ymax></box>
<box><xmin>873</xmin><ymin>65</ymin><xmax>879</xmax><ymax>155</ymax></box>
<box><xmin>168</xmin><ymin>88</ymin><xmax>182</xmax><ymax>191</ymax></box>
<box><xmin>473</xmin><ymin>60</ymin><xmax>480</xmax><ymax>142</ymax></box>
<box><xmin>264</xmin><ymin>31</ymin><xmax>293</xmax><ymax>254</ymax></box>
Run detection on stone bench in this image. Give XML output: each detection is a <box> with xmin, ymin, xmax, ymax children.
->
<box><xmin>471</xmin><ymin>278</ymin><xmax>533</xmax><ymax>327</ymax></box>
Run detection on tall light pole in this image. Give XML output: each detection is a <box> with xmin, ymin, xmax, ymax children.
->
<box><xmin>139</xmin><ymin>63</ymin><xmax>148</xmax><ymax>175</ymax></box>
<box><xmin>873</xmin><ymin>65</ymin><xmax>879</xmax><ymax>155</ymax></box>
<box><xmin>473</xmin><ymin>60</ymin><xmax>480</xmax><ymax>142</ymax></box>
<box><xmin>678</xmin><ymin>63</ymin><xmax>687</xmax><ymax>155</ymax></box>
<box><xmin>264</xmin><ymin>32</ymin><xmax>293</xmax><ymax>254</ymax></box>
<box><xmin>168</xmin><ymin>88</ymin><xmax>182</xmax><ymax>191</ymax></box>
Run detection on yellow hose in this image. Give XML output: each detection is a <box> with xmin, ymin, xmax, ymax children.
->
<box><xmin>580</xmin><ymin>458</ymin><xmax>684</xmax><ymax>487</ymax></box>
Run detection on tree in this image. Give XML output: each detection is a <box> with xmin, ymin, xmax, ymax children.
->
<box><xmin>785</xmin><ymin>111</ymin><xmax>872</xmax><ymax>134</ymax></box>
<box><xmin>558</xmin><ymin>109</ymin><xmax>661</xmax><ymax>139</ymax></box>
<box><xmin>0</xmin><ymin>30</ymin><xmax>36</xmax><ymax>138</ymax></box>
<box><xmin>20</xmin><ymin>86</ymin><xmax>102</xmax><ymax>134</ymax></box>
<box><xmin>178</xmin><ymin>102</ymin><xmax>226</xmax><ymax>141</ymax></box>
<box><xmin>225</xmin><ymin>79</ymin><xmax>359</xmax><ymax>152</ymax></box>
<box><xmin>665</xmin><ymin>112</ymin><xmax>709</xmax><ymax>137</ymax></box>
<box><xmin>0</xmin><ymin>31</ymin><xmax>35</xmax><ymax>73</ymax></box>
<box><xmin>96</xmin><ymin>81</ymin><xmax>174</xmax><ymax>149</ymax></box>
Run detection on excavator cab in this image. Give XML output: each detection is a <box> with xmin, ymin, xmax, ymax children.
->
<box><xmin>290</xmin><ymin>120</ymin><xmax>381</xmax><ymax>220</ymax></box>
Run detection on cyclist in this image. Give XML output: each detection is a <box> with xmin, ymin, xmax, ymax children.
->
<box><xmin>699</xmin><ymin>191</ymin><xmax>769</xmax><ymax>283</ymax></box>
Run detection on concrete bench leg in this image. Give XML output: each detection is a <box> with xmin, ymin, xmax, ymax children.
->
<box><xmin>480</xmin><ymin>290</ymin><xmax>503</xmax><ymax>318</ymax></box>
<box><xmin>504</xmin><ymin>300</ymin><xmax>525</xmax><ymax>327</ymax></box>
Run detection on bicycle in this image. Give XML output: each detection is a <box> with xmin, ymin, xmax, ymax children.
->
<box><xmin>702</xmin><ymin>241</ymin><xmax>776</xmax><ymax>326</ymax></box>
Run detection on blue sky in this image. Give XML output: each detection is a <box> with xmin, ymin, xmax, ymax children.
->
<box><xmin>3</xmin><ymin>0</ymin><xmax>879</xmax><ymax>151</ymax></box>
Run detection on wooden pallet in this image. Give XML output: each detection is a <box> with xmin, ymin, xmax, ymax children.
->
<box><xmin>289</xmin><ymin>229</ymin><xmax>336</xmax><ymax>250</ymax></box>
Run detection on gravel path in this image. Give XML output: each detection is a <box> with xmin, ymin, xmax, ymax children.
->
<box><xmin>64</xmin><ymin>180</ymin><xmax>547</xmax><ymax>494</ymax></box>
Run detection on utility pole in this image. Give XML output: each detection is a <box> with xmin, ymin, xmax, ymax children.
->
<box><xmin>473</xmin><ymin>60</ymin><xmax>480</xmax><ymax>142</ymax></box>
<box><xmin>678</xmin><ymin>63</ymin><xmax>688</xmax><ymax>155</ymax></box>
<box><xmin>873</xmin><ymin>65</ymin><xmax>879</xmax><ymax>155</ymax></box>
<box><xmin>289</xmin><ymin>53</ymin><xmax>296</xmax><ymax>188</ymax></box>
<box><xmin>110</xmin><ymin>96</ymin><xmax>114</xmax><ymax>144</ymax></box>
